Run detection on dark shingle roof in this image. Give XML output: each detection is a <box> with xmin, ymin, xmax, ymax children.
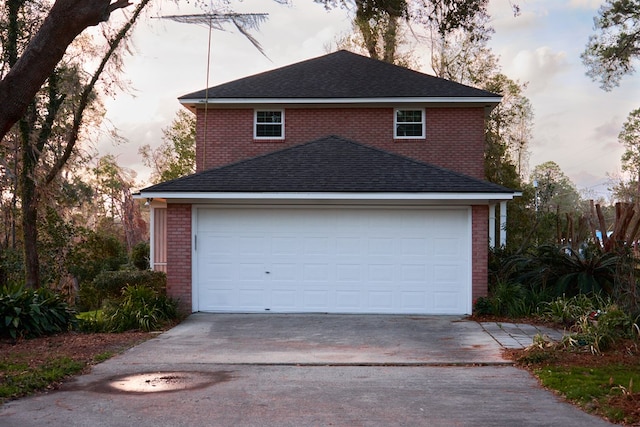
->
<box><xmin>179</xmin><ymin>50</ymin><xmax>499</xmax><ymax>100</ymax></box>
<box><xmin>140</xmin><ymin>137</ymin><xmax>515</xmax><ymax>194</ymax></box>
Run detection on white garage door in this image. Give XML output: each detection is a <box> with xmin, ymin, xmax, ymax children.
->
<box><xmin>194</xmin><ymin>207</ymin><xmax>471</xmax><ymax>314</ymax></box>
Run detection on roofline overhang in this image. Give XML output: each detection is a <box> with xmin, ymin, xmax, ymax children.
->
<box><xmin>179</xmin><ymin>96</ymin><xmax>502</xmax><ymax>109</ymax></box>
<box><xmin>136</xmin><ymin>191</ymin><xmax>520</xmax><ymax>203</ymax></box>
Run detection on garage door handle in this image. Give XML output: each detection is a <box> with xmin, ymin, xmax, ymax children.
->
<box><xmin>265</xmin><ymin>271</ymin><xmax>270</xmax><ymax>274</ymax></box>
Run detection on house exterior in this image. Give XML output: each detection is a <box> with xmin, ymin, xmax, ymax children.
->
<box><xmin>139</xmin><ymin>50</ymin><xmax>519</xmax><ymax>315</ymax></box>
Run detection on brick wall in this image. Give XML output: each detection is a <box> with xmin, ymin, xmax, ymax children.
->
<box><xmin>195</xmin><ymin>106</ymin><xmax>486</xmax><ymax>179</ymax></box>
<box><xmin>471</xmin><ymin>205</ymin><xmax>489</xmax><ymax>302</ymax></box>
<box><xmin>166</xmin><ymin>203</ymin><xmax>192</xmax><ymax>313</ymax></box>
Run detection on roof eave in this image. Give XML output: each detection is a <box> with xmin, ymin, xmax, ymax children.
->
<box><xmin>179</xmin><ymin>96</ymin><xmax>502</xmax><ymax>109</ymax></box>
<box><xmin>136</xmin><ymin>191</ymin><xmax>519</xmax><ymax>203</ymax></box>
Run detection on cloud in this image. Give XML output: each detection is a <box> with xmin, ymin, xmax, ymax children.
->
<box><xmin>593</xmin><ymin>116</ymin><xmax>623</xmax><ymax>144</ymax></box>
<box><xmin>507</xmin><ymin>47</ymin><xmax>569</xmax><ymax>92</ymax></box>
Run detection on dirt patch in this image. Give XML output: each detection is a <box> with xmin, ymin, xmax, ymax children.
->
<box><xmin>1</xmin><ymin>331</ymin><xmax>152</xmax><ymax>369</ymax></box>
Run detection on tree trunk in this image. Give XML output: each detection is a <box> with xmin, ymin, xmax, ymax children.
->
<box><xmin>21</xmin><ymin>137</ymin><xmax>40</xmax><ymax>288</ymax></box>
<box><xmin>0</xmin><ymin>0</ymin><xmax>131</xmax><ymax>142</ymax></box>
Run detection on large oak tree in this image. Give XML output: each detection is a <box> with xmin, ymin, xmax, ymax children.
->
<box><xmin>0</xmin><ymin>0</ymin><xmax>133</xmax><ymax>142</ymax></box>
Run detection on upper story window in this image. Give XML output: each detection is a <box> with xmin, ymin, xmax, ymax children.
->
<box><xmin>394</xmin><ymin>109</ymin><xmax>425</xmax><ymax>139</ymax></box>
<box><xmin>255</xmin><ymin>110</ymin><xmax>284</xmax><ymax>139</ymax></box>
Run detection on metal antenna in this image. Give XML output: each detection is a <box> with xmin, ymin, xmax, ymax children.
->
<box><xmin>155</xmin><ymin>10</ymin><xmax>270</xmax><ymax>170</ymax></box>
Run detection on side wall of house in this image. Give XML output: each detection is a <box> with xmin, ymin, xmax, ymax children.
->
<box><xmin>195</xmin><ymin>106</ymin><xmax>486</xmax><ymax>179</ymax></box>
<box><xmin>166</xmin><ymin>203</ymin><xmax>192</xmax><ymax>313</ymax></box>
<box><xmin>472</xmin><ymin>205</ymin><xmax>489</xmax><ymax>302</ymax></box>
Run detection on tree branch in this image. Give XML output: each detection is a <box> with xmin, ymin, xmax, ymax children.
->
<box><xmin>0</xmin><ymin>0</ymin><xmax>132</xmax><ymax>142</ymax></box>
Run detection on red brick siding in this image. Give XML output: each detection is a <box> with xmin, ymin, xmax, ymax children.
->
<box><xmin>166</xmin><ymin>204</ymin><xmax>192</xmax><ymax>313</ymax></box>
<box><xmin>471</xmin><ymin>205</ymin><xmax>489</xmax><ymax>302</ymax></box>
<box><xmin>196</xmin><ymin>107</ymin><xmax>486</xmax><ymax>179</ymax></box>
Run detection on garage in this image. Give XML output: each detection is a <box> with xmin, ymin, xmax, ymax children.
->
<box><xmin>194</xmin><ymin>206</ymin><xmax>471</xmax><ymax>314</ymax></box>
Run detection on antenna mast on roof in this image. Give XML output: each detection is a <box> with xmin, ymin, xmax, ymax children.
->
<box><xmin>155</xmin><ymin>9</ymin><xmax>270</xmax><ymax>170</ymax></box>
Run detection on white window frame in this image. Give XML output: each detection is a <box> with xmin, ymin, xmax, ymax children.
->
<box><xmin>394</xmin><ymin>108</ymin><xmax>425</xmax><ymax>139</ymax></box>
<box><xmin>254</xmin><ymin>109</ymin><xmax>285</xmax><ymax>140</ymax></box>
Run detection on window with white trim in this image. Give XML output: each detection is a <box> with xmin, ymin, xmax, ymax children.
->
<box><xmin>255</xmin><ymin>110</ymin><xmax>284</xmax><ymax>139</ymax></box>
<box><xmin>394</xmin><ymin>109</ymin><xmax>425</xmax><ymax>139</ymax></box>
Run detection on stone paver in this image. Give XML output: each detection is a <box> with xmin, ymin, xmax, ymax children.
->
<box><xmin>480</xmin><ymin>322</ymin><xmax>569</xmax><ymax>349</ymax></box>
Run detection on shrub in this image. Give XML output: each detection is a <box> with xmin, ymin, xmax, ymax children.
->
<box><xmin>552</xmin><ymin>300</ymin><xmax>639</xmax><ymax>353</ymax></box>
<box><xmin>473</xmin><ymin>297</ymin><xmax>493</xmax><ymax>315</ymax></box>
<box><xmin>0</xmin><ymin>286</ymin><xmax>77</xmax><ymax>340</ymax></box>
<box><xmin>503</xmin><ymin>244</ymin><xmax>618</xmax><ymax>299</ymax></box>
<box><xmin>0</xmin><ymin>248</ymin><xmax>23</xmax><ymax>289</ymax></box>
<box><xmin>540</xmin><ymin>294</ymin><xmax>602</xmax><ymax>326</ymax></box>
<box><xmin>130</xmin><ymin>242</ymin><xmax>150</xmax><ymax>270</ymax></box>
<box><xmin>67</xmin><ymin>230</ymin><xmax>127</xmax><ymax>286</ymax></box>
<box><xmin>78</xmin><ymin>270</ymin><xmax>166</xmax><ymax>311</ymax></box>
<box><xmin>102</xmin><ymin>285</ymin><xmax>178</xmax><ymax>332</ymax></box>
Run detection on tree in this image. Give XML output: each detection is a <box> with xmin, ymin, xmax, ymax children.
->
<box><xmin>140</xmin><ymin>109</ymin><xmax>196</xmax><ymax>184</ymax></box>
<box><xmin>426</xmin><ymin>17</ymin><xmax>532</xmax><ymax>186</ymax></box>
<box><xmin>611</xmin><ymin>108</ymin><xmax>640</xmax><ymax>202</ymax></box>
<box><xmin>0</xmin><ymin>0</ymin><xmax>133</xmax><ymax>141</ymax></box>
<box><xmin>531</xmin><ymin>161</ymin><xmax>581</xmax><ymax>215</ymax></box>
<box><xmin>1</xmin><ymin>0</ymin><xmax>151</xmax><ymax>288</ymax></box>
<box><xmin>92</xmin><ymin>155</ymin><xmax>146</xmax><ymax>252</ymax></box>
<box><xmin>582</xmin><ymin>0</ymin><xmax>640</xmax><ymax>91</ymax></box>
<box><xmin>317</xmin><ymin>0</ymin><xmax>489</xmax><ymax>64</ymax></box>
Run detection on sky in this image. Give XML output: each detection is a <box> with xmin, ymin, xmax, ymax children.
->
<box><xmin>97</xmin><ymin>0</ymin><xmax>640</xmax><ymax>199</ymax></box>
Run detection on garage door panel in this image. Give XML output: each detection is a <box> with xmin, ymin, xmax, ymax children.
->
<box><xmin>303</xmin><ymin>290</ymin><xmax>329</xmax><ymax>309</ymax></box>
<box><xmin>237</xmin><ymin>289</ymin><xmax>265</xmax><ymax>307</ymax></box>
<box><xmin>270</xmin><ymin>289</ymin><xmax>297</xmax><ymax>309</ymax></box>
<box><xmin>368</xmin><ymin>291</ymin><xmax>394</xmax><ymax>310</ymax></box>
<box><xmin>400</xmin><ymin>291</ymin><xmax>426</xmax><ymax>309</ymax></box>
<box><xmin>195</xmin><ymin>207</ymin><xmax>470</xmax><ymax>314</ymax></box>
<box><xmin>270</xmin><ymin>263</ymin><xmax>298</xmax><ymax>280</ymax></box>
<box><xmin>401</xmin><ymin>264</ymin><xmax>427</xmax><ymax>281</ymax></box>
<box><xmin>336</xmin><ymin>264</ymin><xmax>362</xmax><ymax>282</ymax></box>
<box><xmin>335</xmin><ymin>290</ymin><xmax>360</xmax><ymax>309</ymax></box>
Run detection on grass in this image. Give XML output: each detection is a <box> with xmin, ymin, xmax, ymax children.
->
<box><xmin>535</xmin><ymin>363</ymin><xmax>639</xmax><ymax>423</ymax></box>
<box><xmin>0</xmin><ymin>357</ymin><xmax>84</xmax><ymax>401</ymax></box>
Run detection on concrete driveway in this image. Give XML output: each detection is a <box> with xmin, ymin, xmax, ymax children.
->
<box><xmin>0</xmin><ymin>314</ymin><xmax>613</xmax><ymax>427</ymax></box>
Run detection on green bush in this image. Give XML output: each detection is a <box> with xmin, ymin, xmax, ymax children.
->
<box><xmin>0</xmin><ymin>248</ymin><xmax>24</xmax><ymax>289</ymax></box>
<box><xmin>67</xmin><ymin>230</ymin><xmax>127</xmax><ymax>286</ymax></box>
<box><xmin>130</xmin><ymin>242</ymin><xmax>150</xmax><ymax>270</ymax></box>
<box><xmin>102</xmin><ymin>285</ymin><xmax>178</xmax><ymax>332</ymax></box>
<box><xmin>473</xmin><ymin>296</ymin><xmax>493</xmax><ymax>315</ymax></box>
<box><xmin>0</xmin><ymin>286</ymin><xmax>77</xmax><ymax>340</ymax></box>
<box><xmin>78</xmin><ymin>270</ymin><xmax>166</xmax><ymax>311</ymax></box>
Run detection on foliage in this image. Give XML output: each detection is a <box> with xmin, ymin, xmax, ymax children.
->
<box><xmin>0</xmin><ymin>247</ymin><xmax>23</xmax><ymax>288</ymax></box>
<box><xmin>613</xmin><ymin>108</ymin><xmax>640</xmax><ymax>203</ymax></box>
<box><xmin>130</xmin><ymin>241</ymin><xmax>150</xmax><ymax>270</ymax></box>
<box><xmin>0</xmin><ymin>286</ymin><xmax>77</xmax><ymax>340</ymax></box>
<box><xmin>139</xmin><ymin>109</ymin><xmax>196</xmax><ymax>183</ymax></box>
<box><xmin>0</xmin><ymin>357</ymin><xmax>84</xmax><ymax>403</ymax></box>
<box><xmin>101</xmin><ymin>285</ymin><xmax>178</xmax><ymax>332</ymax></box>
<box><xmin>91</xmin><ymin>155</ymin><xmax>147</xmax><ymax>252</ymax></box>
<box><xmin>582</xmin><ymin>0</ymin><xmax>640</xmax><ymax>91</ymax></box>
<box><xmin>68</xmin><ymin>229</ymin><xmax>128</xmax><ymax>287</ymax></box>
<box><xmin>0</xmin><ymin>0</ymin><xmax>152</xmax><ymax>289</ymax></box>
<box><xmin>530</xmin><ymin>161</ymin><xmax>581</xmax><ymax>215</ymax></box>
<box><xmin>567</xmin><ymin>307</ymin><xmax>639</xmax><ymax>353</ymax></box>
<box><xmin>485</xmin><ymin>281</ymin><xmax>531</xmax><ymax>317</ymax></box>
<box><xmin>539</xmin><ymin>294</ymin><xmax>602</xmax><ymax>325</ymax></box>
<box><xmin>78</xmin><ymin>269</ymin><xmax>166</xmax><ymax>312</ymax></box>
<box><xmin>501</xmin><ymin>244</ymin><xmax>619</xmax><ymax>298</ymax></box>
